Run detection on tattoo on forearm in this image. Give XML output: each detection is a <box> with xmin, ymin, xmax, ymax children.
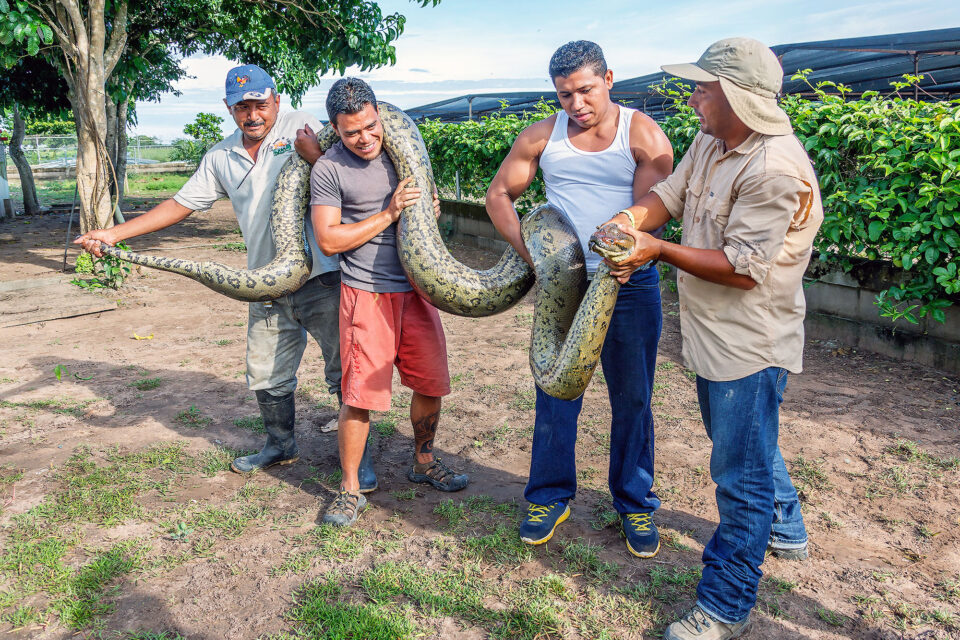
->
<box><xmin>413</xmin><ymin>410</ymin><xmax>440</xmax><ymax>456</ymax></box>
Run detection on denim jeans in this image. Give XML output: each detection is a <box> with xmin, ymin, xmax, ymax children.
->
<box><xmin>525</xmin><ymin>267</ymin><xmax>662</xmax><ymax>514</ymax></box>
<box><xmin>694</xmin><ymin>367</ymin><xmax>807</xmax><ymax>623</ymax></box>
<box><xmin>246</xmin><ymin>272</ymin><xmax>342</xmax><ymax>397</ymax></box>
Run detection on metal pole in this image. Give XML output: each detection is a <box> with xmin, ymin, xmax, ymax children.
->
<box><xmin>468</xmin><ymin>96</ymin><xmax>474</xmax><ymax>121</ymax></box>
<box><xmin>35</xmin><ymin>135</ymin><xmax>41</xmax><ymax>165</ymax></box>
<box><xmin>913</xmin><ymin>53</ymin><xmax>920</xmax><ymax>101</ymax></box>
<box><xmin>62</xmin><ymin>183</ymin><xmax>79</xmax><ymax>272</ymax></box>
<box><xmin>137</xmin><ymin>137</ymin><xmax>141</xmax><ymax>165</ymax></box>
<box><xmin>455</xmin><ymin>170</ymin><xmax>461</xmax><ymax>200</ymax></box>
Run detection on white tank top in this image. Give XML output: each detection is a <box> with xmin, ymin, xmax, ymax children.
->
<box><xmin>540</xmin><ymin>104</ymin><xmax>637</xmax><ymax>274</ymax></box>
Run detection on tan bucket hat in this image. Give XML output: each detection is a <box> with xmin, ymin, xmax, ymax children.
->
<box><xmin>661</xmin><ymin>37</ymin><xmax>793</xmax><ymax>136</ymax></box>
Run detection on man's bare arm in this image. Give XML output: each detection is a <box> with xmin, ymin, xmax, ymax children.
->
<box><xmin>484</xmin><ymin>117</ymin><xmax>554</xmax><ymax>266</ymax></box>
<box><xmin>74</xmin><ymin>198</ymin><xmax>193</xmax><ymax>257</ymax></box>
<box><xmin>312</xmin><ymin>177</ymin><xmax>420</xmax><ymax>256</ymax></box>
<box><xmin>612</xmin><ymin>228</ymin><xmax>756</xmax><ymax>290</ymax></box>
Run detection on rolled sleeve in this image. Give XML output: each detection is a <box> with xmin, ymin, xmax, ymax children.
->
<box><xmin>649</xmin><ymin>134</ymin><xmax>700</xmax><ymax>220</ymax></box>
<box><xmin>173</xmin><ymin>153</ymin><xmax>227</xmax><ymax>211</ymax></box>
<box><xmin>722</xmin><ymin>173</ymin><xmax>806</xmax><ymax>284</ymax></box>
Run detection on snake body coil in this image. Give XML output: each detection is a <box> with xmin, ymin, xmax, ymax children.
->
<box><xmin>103</xmin><ymin>102</ymin><xmax>631</xmax><ymax>399</ymax></box>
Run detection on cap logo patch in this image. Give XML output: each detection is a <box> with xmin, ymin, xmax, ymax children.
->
<box><xmin>236</xmin><ymin>75</ymin><xmax>250</xmax><ymax>88</ymax></box>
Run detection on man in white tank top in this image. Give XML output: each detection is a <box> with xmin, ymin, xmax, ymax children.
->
<box><xmin>486</xmin><ymin>41</ymin><xmax>673</xmax><ymax>558</ymax></box>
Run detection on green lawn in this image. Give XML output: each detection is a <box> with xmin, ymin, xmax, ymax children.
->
<box><xmin>8</xmin><ymin>172</ymin><xmax>193</xmax><ymax>206</ymax></box>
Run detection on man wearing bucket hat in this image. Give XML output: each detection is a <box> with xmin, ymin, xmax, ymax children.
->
<box><xmin>76</xmin><ymin>64</ymin><xmax>377</xmax><ymax>489</ymax></box>
<box><xmin>599</xmin><ymin>38</ymin><xmax>823</xmax><ymax>639</ymax></box>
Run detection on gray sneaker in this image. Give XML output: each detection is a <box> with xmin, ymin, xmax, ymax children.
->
<box><xmin>664</xmin><ymin>605</ymin><xmax>750</xmax><ymax>640</ymax></box>
<box><xmin>767</xmin><ymin>541</ymin><xmax>809</xmax><ymax>560</ymax></box>
<box><xmin>321</xmin><ymin>489</ymin><xmax>366</xmax><ymax>527</ymax></box>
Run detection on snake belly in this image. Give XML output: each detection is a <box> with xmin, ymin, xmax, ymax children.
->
<box><xmin>100</xmin><ymin>101</ymin><xmax>628</xmax><ymax>399</ymax></box>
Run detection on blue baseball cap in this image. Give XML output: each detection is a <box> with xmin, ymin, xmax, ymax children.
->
<box><xmin>225</xmin><ymin>64</ymin><xmax>277</xmax><ymax>107</ymax></box>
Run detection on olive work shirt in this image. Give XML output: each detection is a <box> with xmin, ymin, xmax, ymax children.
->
<box><xmin>649</xmin><ymin>131</ymin><xmax>823</xmax><ymax>382</ymax></box>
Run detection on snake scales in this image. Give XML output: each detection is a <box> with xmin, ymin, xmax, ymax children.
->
<box><xmin>101</xmin><ymin>102</ymin><xmax>633</xmax><ymax>400</ymax></box>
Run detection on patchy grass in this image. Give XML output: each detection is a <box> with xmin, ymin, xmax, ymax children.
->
<box><xmin>129</xmin><ymin>377</ymin><xmax>162</xmax><ymax>391</ymax></box>
<box><xmin>214</xmin><ymin>241</ymin><xmax>247</xmax><ymax>252</ymax></box>
<box><xmin>789</xmin><ymin>454</ymin><xmax>832</xmax><ymax>499</ymax></box>
<box><xmin>558</xmin><ymin>539</ymin><xmax>620</xmax><ymax>582</ymax></box>
<box><xmin>175</xmin><ymin>405</ymin><xmax>212</xmax><ymax>429</ymax></box>
<box><xmin>233</xmin><ymin>415</ymin><xmax>266</xmax><ymax>434</ymax></box>
<box><xmin>510</xmin><ymin>387</ymin><xmax>536</xmax><ymax>411</ymax></box>
<box><xmin>0</xmin><ymin>397</ymin><xmax>95</xmax><ymax>417</ymax></box>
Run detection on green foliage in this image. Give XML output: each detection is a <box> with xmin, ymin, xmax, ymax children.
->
<box><xmin>428</xmin><ymin>74</ymin><xmax>958</xmax><ymax>324</ymax></box>
<box><xmin>419</xmin><ymin>100</ymin><xmax>558</xmax><ymax>214</ymax></box>
<box><xmin>25</xmin><ymin>119</ymin><xmax>74</xmax><ymax>135</ymax></box>
<box><xmin>71</xmin><ymin>242</ymin><xmax>132</xmax><ymax>290</ymax></box>
<box><xmin>0</xmin><ymin>0</ymin><xmax>53</xmax><ymax>65</ymax></box>
<box><xmin>170</xmin><ymin>112</ymin><xmax>224</xmax><ymax>164</ymax></box>
<box><xmin>655</xmin><ymin>73</ymin><xmax>960</xmax><ymax>324</ymax></box>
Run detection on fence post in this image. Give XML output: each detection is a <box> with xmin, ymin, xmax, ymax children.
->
<box><xmin>455</xmin><ymin>170</ymin><xmax>461</xmax><ymax>200</ymax></box>
<box><xmin>136</xmin><ymin>137</ymin><xmax>141</xmax><ymax>166</ymax></box>
<box><xmin>35</xmin><ymin>135</ymin><xmax>41</xmax><ymax>164</ymax></box>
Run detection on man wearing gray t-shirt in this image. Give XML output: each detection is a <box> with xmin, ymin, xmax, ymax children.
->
<box><xmin>76</xmin><ymin>65</ymin><xmax>376</xmax><ymax>486</ymax></box>
<box><xmin>305</xmin><ymin>78</ymin><xmax>468</xmax><ymax>527</ymax></box>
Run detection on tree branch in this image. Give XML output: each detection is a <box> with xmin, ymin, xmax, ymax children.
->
<box><xmin>104</xmin><ymin>0</ymin><xmax>129</xmax><ymax>76</ymax></box>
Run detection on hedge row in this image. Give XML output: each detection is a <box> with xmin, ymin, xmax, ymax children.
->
<box><xmin>418</xmin><ymin>76</ymin><xmax>960</xmax><ymax>324</ymax></box>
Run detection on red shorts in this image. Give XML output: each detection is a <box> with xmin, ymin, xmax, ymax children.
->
<box><xmin>339</xmin><ymin>284</ymin><xmax>451</xmax><ymax>411</ymax></box>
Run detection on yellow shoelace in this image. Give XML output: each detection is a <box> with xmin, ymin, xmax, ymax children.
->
<box><xmin>526</xmin><ymin>504</ymin><xmax>553</xmax><ymax>523</ymax></box>
<box><xmin>625</xmin><ymin>512</ymin><xmax>651</xmax><ymax>533</ymax></box>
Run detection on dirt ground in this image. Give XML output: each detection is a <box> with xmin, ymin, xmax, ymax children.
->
<box><xmin>0</xmin><ymin>197</ymin><xmax>958</xmax><ymax>640</ymax></box>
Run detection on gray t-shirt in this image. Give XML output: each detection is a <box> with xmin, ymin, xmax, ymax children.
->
<box><xmin>310</xmin><ymin>142</ymin><xmax>411</xmax><ymax>293</ymax></box>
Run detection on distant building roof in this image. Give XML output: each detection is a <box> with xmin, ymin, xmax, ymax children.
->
<box><xmin>406</xmin><ymin>28</ymin><xmax>960</xmax><ymax>122</ymax></box>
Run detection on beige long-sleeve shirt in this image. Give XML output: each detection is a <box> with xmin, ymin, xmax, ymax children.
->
<box><xmin>650</xmin><ymin>131</ymin><xmax>823</xmax><ymax>381</ymax></box>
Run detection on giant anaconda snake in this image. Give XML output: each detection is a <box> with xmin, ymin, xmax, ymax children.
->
<box><xmin>100</xmin><ymin>102</ymin><xmax>635</xmax><ymax>400</ymax></box>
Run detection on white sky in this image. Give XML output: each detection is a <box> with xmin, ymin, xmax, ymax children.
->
<box><xmin>132</xmin><ymin>0</ymin><xmax>960</xmax><ymax>141</ymax></box>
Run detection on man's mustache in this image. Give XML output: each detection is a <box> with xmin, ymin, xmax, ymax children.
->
<box><xmin>244</xmin><ymin>120</ymin><xmax>265</xmax><ymax>128</ymax></box>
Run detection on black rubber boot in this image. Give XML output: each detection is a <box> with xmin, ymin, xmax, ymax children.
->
<box><xmin>231</xmin><ymin>390</ymin><xmax>299</xmax><ymax>473</ymax></box>
<box><xmin>358</xmin><ymin>439</ymin><xmax>378</xmax><ymax>493</ymax></box>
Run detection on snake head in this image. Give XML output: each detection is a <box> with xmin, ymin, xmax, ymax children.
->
<box><xmin>588</xmin><ymin>222</ymin><xmax>635</xmax><ymax>264</ymax></box>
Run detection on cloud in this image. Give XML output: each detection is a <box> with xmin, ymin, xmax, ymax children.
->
<box><xmin>409</xmin><ymin>68</ymin><xmax>430</xmax><ymax>73</ymax></box>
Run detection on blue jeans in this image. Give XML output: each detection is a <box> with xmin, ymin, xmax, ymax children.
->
<box><xmin>246</xmin><ymin>273</ymin><xmax>342</xmax><ymax>397</ymax></box>
<box><xmin>694</xmin><ymin>368</ymin><xmax>807</xmax><ymax>623</ymax></box>
<box><xmin>525</xmin><ymin>267</ymin><xmax>662</xmax><ymax>514</ymax></box>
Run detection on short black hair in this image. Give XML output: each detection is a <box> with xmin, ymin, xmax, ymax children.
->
<box><xmin>326</xmin><ymin>77</ymin><xmax>377</xmax><ymax>127</ymax></box>
<box><xmin>549</xmin><ymin>40</ymin><xmax>607</xmax><ymax>80</ymax></box>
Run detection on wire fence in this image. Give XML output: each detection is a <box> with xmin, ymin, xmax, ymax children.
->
<box><xmin>12</xmin><ymin>135</ymin><xmax>178</xmax><ymax>168</ymax></box>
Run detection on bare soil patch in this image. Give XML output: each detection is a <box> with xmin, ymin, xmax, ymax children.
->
<box><xmin>0</xmin><ymin>199</ymin><xmax>958</xmax><ymax>639</ymax></box>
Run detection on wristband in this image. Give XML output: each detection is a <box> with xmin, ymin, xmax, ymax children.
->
<box><xmin>617</xmin><ymin>209</ymin><xmax>636</xmax><ymax>228</ymax></box>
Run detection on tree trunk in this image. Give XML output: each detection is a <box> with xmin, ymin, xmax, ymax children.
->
<box><xmin>44</xmin><ymin>0</ymin><xmax>130</xmax><ymax>234</ymax></box>
<box><xmin>115</xmin><ymin>99</ymin><xmax>128</xmax><ymax>207</ymax></box>
<box><xmin>105</xmin><ymin>97</ymin><xmax>118</xmax><ymax>180</ymax></box>
<box><xmin>9</xmin><ymin>103</ymin><xmax>41</xmax><ymax>216</ymax></box>
<box><xmin>73</xmin><ymin>68</ymin><xmax>114</xmax><ymax>234</ymax></box>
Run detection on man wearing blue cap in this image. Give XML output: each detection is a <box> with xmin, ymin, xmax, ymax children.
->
<box><xmin>76</xmin><ymin>64</ymin><xmax>376</xmax><ymax>488</ymax></box>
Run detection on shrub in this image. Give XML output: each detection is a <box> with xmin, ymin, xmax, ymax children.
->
<box><xmin>420</xmin><ymin>75</ymin><xmax>960</xmax><ymax>324</ymax></box>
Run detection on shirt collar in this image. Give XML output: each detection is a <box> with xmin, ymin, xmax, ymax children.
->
<box><xmin>712</xmin><ymin>131</ymin><xmax>765</xmax><ymax>160</ymax></box>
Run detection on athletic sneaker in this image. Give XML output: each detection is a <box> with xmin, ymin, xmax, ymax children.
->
<box><xmin>664</xmin><ymin>605</ymin><xmax>750</xmax><ymax>640</ymax></box>
<box><xmin>622</xmin><ymin>512</ymin><xmax>660</xmax><ymax>558</ymax></box>
<box><xmin>519</xmin><ymin>501</ymin><xmax>570</xmax><ymax>545</ymax></box>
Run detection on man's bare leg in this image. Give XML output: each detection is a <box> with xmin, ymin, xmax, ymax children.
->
<box><xmin>411</xmin><ymin>392</ymin><xmax>441</xmax><ymax>464</ymax></box>
<box><xmin>339</xmin><ymin>404</ymin><xmax>370</xmax><ymax>492</ymax></box>
<box><xmin>322</xmin><ymin>404</ymin><xmax>369</xmax><ymax>526</ymax></box>
<box><xmin>408</xmin><ymin>392</ymin><xmax>468</xmax><ymax>491</ymax></box>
